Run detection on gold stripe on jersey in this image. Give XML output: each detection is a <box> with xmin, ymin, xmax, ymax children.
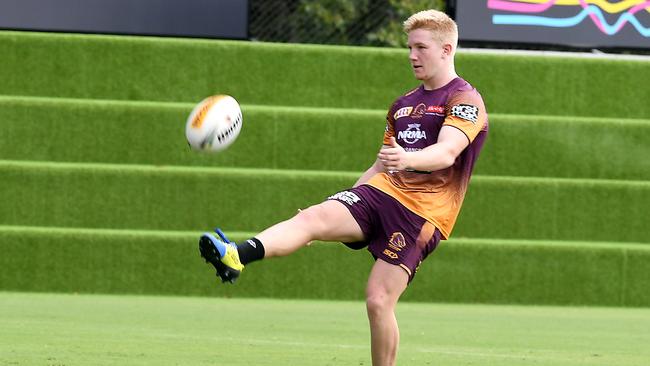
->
<box><xmin>443</xmin><ymin>115</ymin><xmax>486</xmax><ymax>143</ymax></box>
<box><xmin>403</xmin><ymin>87</ymin><xmax>419</xmax><ymax>97</ymax></box>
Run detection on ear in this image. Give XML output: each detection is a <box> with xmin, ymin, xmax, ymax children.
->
<box><xmin>442</xmin><ymin>43</ymin><xmax>453</xmax><ymax>57</ymax></box>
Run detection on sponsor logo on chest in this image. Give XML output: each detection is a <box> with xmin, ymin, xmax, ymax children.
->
<box><xmin>397</xmin><ymin>123</ymin><xmax>427</xmax><ymax>144</ymax></box>
<box><xmin>426</xmin><ymin>105</ymin><xmax>445</xmax><ymax>115</ymax></box>
<box><xmin>394</xmin><ymin>106</ymin><xmax>413</xmax><ymax>120</ymax></box>
<box><xmin>394</xmin><ymin>105</ymin><xmax>445</xmax><ymax>120</ymax></box>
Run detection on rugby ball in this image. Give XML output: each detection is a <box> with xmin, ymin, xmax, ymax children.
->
<box><xmin>185</xmin><ymin>95</ymin><xmax>243</xmax><ymax>152</ymax></box>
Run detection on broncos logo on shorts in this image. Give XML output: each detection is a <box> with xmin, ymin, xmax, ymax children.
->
<box><xmin>388</xmin><ymin>232</ymin><xmax>406</xmax><ymax>252</ymax></box>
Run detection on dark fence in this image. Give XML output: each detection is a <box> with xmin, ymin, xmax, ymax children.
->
<box><xmin>249</xmin><ymin>0</ymin><xmax>445</xmax><ymax>47</ymax></box>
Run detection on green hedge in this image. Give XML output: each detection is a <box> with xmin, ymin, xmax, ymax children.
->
<box><xmin>2</xmin><ymin>96</ymin><xmax>650</xmax><ymax>180</ymax></box>
<box><xmin>1</xmin><ymin>226</ymin><xmax>648</xmax><ymax>306</ymax></box>
<box><xmin>1</xmin><ymin>31</ymin><xmax>649</xmax><ymax>118</ymax></box>
<box><xmin>1</xmin><ymin>160</ymin><xmax>649</xmax><ymax>243</ymax></box>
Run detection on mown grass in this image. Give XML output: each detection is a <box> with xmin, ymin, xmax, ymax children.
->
<box><xmin>1</xmin><ymin>292</ymin><xmax>649</xmax><ymax>366</ymax></box>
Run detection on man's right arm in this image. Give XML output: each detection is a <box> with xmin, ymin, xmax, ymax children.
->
<box><xmin>354</xmin><ymin>99</ymin><xmax>398</xmax><ymax>187</ymax></box>
<box><xmin>353</xmin><ymin>155</ymin><xmax>386</xmax><ymax>187</ymax></box>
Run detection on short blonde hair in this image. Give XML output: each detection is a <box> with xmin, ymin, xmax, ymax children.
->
<box><xmin>403</xmin><ymin>9</ymin><xmax>458</xmax><ymax>47</ymax></box>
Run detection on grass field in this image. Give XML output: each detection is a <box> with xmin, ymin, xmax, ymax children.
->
<box><xmin>1</xmin><ymin>292</ymin><xmax>649</xmax><ymax>366</ymax></box>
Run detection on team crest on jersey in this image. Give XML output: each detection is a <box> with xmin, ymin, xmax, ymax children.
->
<box><xmin>451</xmin><ymin>104</ymin><xmax>479</xmax><ymax>123</ymax></box>
<box><xmin>411</xmin><ymin>103</ymin><xmax>426</xmax><ymax>119</ymax></box>
<box><xmin>397</xmin><ymin>123</ymin><xmax>427</xmax><ymax>144</ymax></box>
<box><xmin>394</xmin><ymin>106</ymin><xmax>412</xmax><ymax>120</ymax></box>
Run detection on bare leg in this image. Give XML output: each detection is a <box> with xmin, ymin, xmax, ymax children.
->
<box><xmin>366</xmin><ymin>260</ymin><xmax>409</xmax><ymax>366</ymax></box>
<box><xmin>256</xmin><ymin>200</ymin><xmax>364</xmax><ymax>257</ymax></box>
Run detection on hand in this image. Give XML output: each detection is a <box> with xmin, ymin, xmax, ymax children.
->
<box><xmin>378</xmin><ymin>137</ymin><xmax>409</xmax><ymax>171</ymax></box>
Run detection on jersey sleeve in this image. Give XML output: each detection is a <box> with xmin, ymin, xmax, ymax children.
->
<box><xmin>383</xmin><ymin>100</ymin><xmax>399</xmax><ymax>146</ymax></box>
<box><xmin>443</xmin><ymin>89</ymin><xmax>488</xmax><ymax>143</ymax></box>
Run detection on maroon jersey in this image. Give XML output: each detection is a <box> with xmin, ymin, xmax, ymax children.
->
<box><xmin>366</xmin><ymin>77</ymin><xmax>488</xmax><ymax>238</ymax></box>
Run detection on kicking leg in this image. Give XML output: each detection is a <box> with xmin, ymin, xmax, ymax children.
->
<box><xmin>365</xmin><ymin>259</ymin><xmax>409</xmax><ymax>366</ymax></box>
<box><xmin>199</xmin><ymin>200</ymin><xmax>364</xmax><ymax>282</ymax></box>
<box><xmin>257</xmin><ymin>200</ymin><xmax>364</xmax><ymax>257</ymax></box>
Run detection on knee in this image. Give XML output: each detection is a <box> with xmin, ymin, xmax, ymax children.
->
<box><xmin>366</xmin><ymin>288</ymin><xmax>394</xmax><ymax>319</ymax></box>
<box><xmin>292</xmin><ymin>205</ymin><xmax>328</xmax><ymax>235</ymax></box>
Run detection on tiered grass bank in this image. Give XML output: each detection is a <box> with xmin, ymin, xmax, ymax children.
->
<box><xmin>1</xmin><ymin>31</ymin><xmax>650</xmax><ymax>118</ymax></box>
<box><xmin>1</xmin><ymin>30</ymin><xmax>649</xmax><ymax>305</ymax></box>
<box><xmin>2</xmin><ymin>96</ymin><xmax>649</xmax><ymax>180</ymax></box>
<box><xmin>1</xmin><ymin>160</ymin><xmax>649</xmax><ymax>243</ymax></box>
<box><xmin>1</xmin><ymin>226</ymin><xmax>648</xmax><ymax>306</ymax></box>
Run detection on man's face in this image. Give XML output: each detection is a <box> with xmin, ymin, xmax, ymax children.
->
<box><xmin>407</xmin><ymin>28</ymin><xmax>448</xmax><ymax>82</ymax></box>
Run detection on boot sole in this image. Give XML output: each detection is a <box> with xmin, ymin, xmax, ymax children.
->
<box><xmin>199</xmin><ymin>235</ymin><xmax>240</xmax><ymax>284</ymax></box>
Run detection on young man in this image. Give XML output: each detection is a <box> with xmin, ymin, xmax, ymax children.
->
<box><xmin>199</xmin><ymin>9</ymin><xmax>488</xmax><ymax>366</ymax></box>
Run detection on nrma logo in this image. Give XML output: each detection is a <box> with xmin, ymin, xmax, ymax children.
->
<box><xmin>397</xmin><ymin>123</ymin><xmax>427</xmax><ymax>144</ymax></box>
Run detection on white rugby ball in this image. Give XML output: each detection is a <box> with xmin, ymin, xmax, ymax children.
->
<box><xmin>185</xmin><ymin>95</ymin><xmax>243</xmax><ymax>152</ymax></box>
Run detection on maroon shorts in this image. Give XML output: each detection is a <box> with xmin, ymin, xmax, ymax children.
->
<box><xmin>327</xmin><ymin>184</ymin><xmax>442</xmax><ymax>282</ymax></box>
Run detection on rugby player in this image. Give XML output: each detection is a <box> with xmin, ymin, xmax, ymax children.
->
<box><xmin>199</xmin><ymin>9</ymin><xmax>488</xmax><ymax>366</ymax></box>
